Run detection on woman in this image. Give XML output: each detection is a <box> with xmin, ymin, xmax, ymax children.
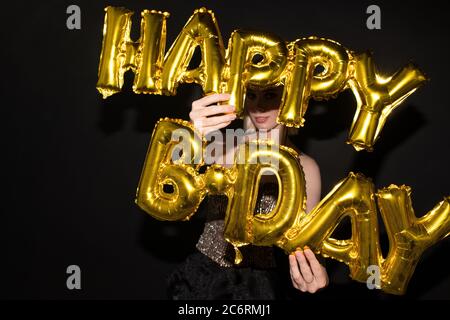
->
<box><xmin>167</xmin><ymin>85</ymin><xmax>328</xmax><ymax>299</ymax></box>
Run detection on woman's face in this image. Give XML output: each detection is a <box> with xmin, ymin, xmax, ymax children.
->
<box><xmin>245</xmin><ymin>86</ymin><xmax>283</xmax><ymax>130</ymax></box>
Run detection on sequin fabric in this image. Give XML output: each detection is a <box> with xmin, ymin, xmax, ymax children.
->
<box><xmin>196</xmin><ymin>182</ymin><xmax>279</xmax><ymax>268</ymax></box>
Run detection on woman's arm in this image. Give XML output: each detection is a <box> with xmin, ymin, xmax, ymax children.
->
<box><xmin>289</xmin><ymin>154</ymin><xmax>329</xmax><ymax>293</ymax></box>
<box><xmin>300</xmin><ymin>154</ymin><xmax>321</xmax><ymax>214</ymax></box>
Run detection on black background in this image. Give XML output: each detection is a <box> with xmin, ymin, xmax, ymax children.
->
<box><xmin>1</xmin><ymin>0</ymin><xmax>449</xmax><ymax>299</ymax></box>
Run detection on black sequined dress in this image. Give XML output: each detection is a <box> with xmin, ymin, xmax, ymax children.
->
<box><xmin>167</xmin><ymin>182</ymin><xmax>285</xmax><ymax>300</ymax></box>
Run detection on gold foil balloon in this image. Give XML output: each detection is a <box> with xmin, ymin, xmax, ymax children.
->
<box><xmin>160</xmin><ymin>7</ymin><xmax>226</xmax><ymax>95</ymax></box>
<box><xmin>97</xmin><ymin>7</ymin><xmax>225</xmax><ymax>98</ymax></box>
<box><xmin>134</xmin><ymin>117</ymin><xmax>449</xmax><ymax>294</ymax></box>
<box><xmin>346</xmin><ymin>52</ymin><xmax>428</xmax><ymax>151</ymax></box>
<box><xmin>225</xmin><ymin>30</ymin><xmax>288</xmax><ymax>117</ymax></box>
<box><xmin>223</xmin><ymin>141</ymin><xmax>306</xmax><ymax>248</ymax></box>
<box><xmin>277</xmin><ymin>172</ymin><xmax>450</xmax><ymax>294</ymax></box>
<box><xmin>97</xmin><ymin>6</ymin><xmax>428</xmax><ymax>152</ymax></box>
<box><xmin>204</xmin><ymin>164</ymin><xmax>235</xmax><ymax>196</ymax></box>
<box><xmin>135</xmin><ymin>118</ymin><xmax>206</xmax><ymax>221</ymax></box>
<box><xmin>277</xmin><ymin>39</ymin><xmax>427</xmax><ymax>151</ymax></box>
<box><xmin>96</xmin><ymin>6</ymin><xmax>448</xmax><ymax>295</ymax></box>
<box><xmin>280</xmin><ymin>172</ymin><xmax>381</xmax><ymax>282</ymax></box>
<box><xmin>376</xmin><ymin>186</ymin><xmax>450</xmax><ymax>294</ymax></box>
<box><xmin>278</xmin><ymin>37</ymin><xmax>351</xmax><ymax>127</ymax></box>
<box><xmin>97</xmin><ymin>7</ymin><xmax>169</xmax><ymax>98</ymax></box>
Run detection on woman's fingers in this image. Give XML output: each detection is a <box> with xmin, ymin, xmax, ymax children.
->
<box><xmin>192</xmin><ymin>93</ymin><xmax>231</xmax><ymax>110</ymax></box>
<box><xmin>202</xmin><ymin>121</ymin><xmax>232</xmax><ymax>135</ymax></box>
<box><xmin>295</xmin><ymin>250</ymin><xmax>314</xmax><ymax>283</ymax></box>
<box><xmin>289</xmin><ymin>254</ymin><xmax>307</xmax><ymax>292</ymax></box>
<box><xmin>200</xmin><ymin>113</ymin><xmax>236</xmax><ymax>127</ymax></box>
<box><xmin>304</xmin><ymin>248</ymin><xmax>329</xmax><ymax>288</ymax></box>
<box><xmin>289</xmin><ymin>268</ymin><xmax>299</xmax><ymax>290</ymax></box>
<box><xmin>303</xmin><ymin>249</ymin><xmax>322</xmax><ymax>275</ymax></box>
<box><xmin>289</xmin><ymin>248</ymin><xmax>329</xmax><ymax>293</ymax></box>
<box><xmin>189</xmin><ymin>94</ymin><xmax>235</xmax><ymax>134</ymax></box>
<box><xmin>196</xmin><ymin>104</ymin><xmax>235</xmax><ymax>118</ymax></box>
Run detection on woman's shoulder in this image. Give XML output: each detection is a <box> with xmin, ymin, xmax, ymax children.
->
<box><xmin>287</xmin><ymin>146</ymin><xmax>321</xmax><ymax>177</ymax></box>
<box><xmin>298</xmin><ymin>152</ymin><xmax>319</xmax><ymax>170</ymax></box>
<box><xmin>284</xmin><ymin>141</ymin><xmax>320</xmax><ymax>171</ymax></box>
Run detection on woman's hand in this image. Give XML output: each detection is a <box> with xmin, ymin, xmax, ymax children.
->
<box><xmin>289</xmin><ymin>247</ymin><xmax>329</xmax><ymax>293</ymax></box>
<box><xmin>189</xmin><ymin>93</ymin><xmax>236</xmax><ymax>136</ymax></box>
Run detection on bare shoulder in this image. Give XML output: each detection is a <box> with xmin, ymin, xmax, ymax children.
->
<box><xmin>298</xmin><ymin>152</ymin><xmax>320</xmax><ymax>173</ymax></box>
<box><xmin>284</xmin><ymin>140</ymin><xmax>320</xmax><ymax>172</ymax></box>
<box><xmin>298</xmin><ymin>152</ymin><xmax>322</xmax><ymax>211</ymax></box>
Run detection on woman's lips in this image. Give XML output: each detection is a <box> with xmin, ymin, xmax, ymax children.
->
<box><xmin>255</xmin><ymin>116</ymin><xmax>269</xmax><ymax>124</ymax></box>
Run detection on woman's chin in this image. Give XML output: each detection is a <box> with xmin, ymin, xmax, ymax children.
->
<box><xmin>254</xmin><ymin>123</ymin><xmax>278</xmax><ymax>131</ymax></box>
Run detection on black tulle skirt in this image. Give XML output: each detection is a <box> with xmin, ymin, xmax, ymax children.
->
<box><xmin>167</xmin><ymin>250</ymin><xmax>285</xmax><ymax>300</ymax></box>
